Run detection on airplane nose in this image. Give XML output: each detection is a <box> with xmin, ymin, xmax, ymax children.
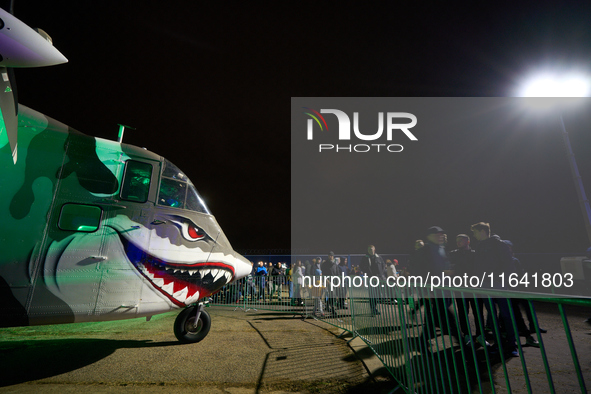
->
<box><xmin>233</xmin><ymin>254</ymin><xmax>252</xmax><ymax>281</ymax></box>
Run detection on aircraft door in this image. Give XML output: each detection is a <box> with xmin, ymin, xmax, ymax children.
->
<box><xmin>93</xmin><ymin>158</ymin><xmax>162</xmax><ymax>318</ymax></box>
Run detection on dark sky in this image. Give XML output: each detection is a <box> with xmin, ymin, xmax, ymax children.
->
<box><xmin>10</xmin><ymin>2</ymin><xmax>591</xmax><ymax>254</ymax></box>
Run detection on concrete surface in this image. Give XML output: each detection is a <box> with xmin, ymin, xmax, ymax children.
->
<box><xmin>0</xmin><ymin>307</ymin><xmax>393</xmax><ymax>393</ymax></box>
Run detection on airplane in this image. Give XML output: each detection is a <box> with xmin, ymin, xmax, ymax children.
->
<box><xmin>0</xmin><ymin>7</ymin><xmax>252</xmax><ymax>343</ymax></box>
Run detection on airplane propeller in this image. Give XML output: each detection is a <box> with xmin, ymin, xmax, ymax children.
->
<box><xmin>0</xmin><ymin>6</ymin><xmax>67</xmax><ymax>164</ymax></box>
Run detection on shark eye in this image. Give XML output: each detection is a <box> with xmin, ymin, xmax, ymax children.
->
<box><xmin>183</xmin><ymin>223</ymin><xmax>205</xmax><ymax>241</ymax></box>
<box><xmin>188</xmin><ymin>225</ymin><xmax>202</xmax><ymax>239</ymax></box>
<box><xmin>168</xmin><ymin>217</ymin><xmax>207</xmax><ymax>242</ymax></box>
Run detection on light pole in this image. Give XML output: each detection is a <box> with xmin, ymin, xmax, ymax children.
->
<box><xmin>519</xmin><ymin>74</ymin><xmax>591</xmax><ymax>246</ymax></box>
<box><xmin>558</xmin><ymin>114</ymin><xmax>591</xmax><ymax>246</ymax></box>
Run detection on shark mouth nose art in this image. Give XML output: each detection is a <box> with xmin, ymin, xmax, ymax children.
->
<box><xmin>122</xmin><ymin>239</ymin><xmax>235</xmax><ymax>307</ymax></box>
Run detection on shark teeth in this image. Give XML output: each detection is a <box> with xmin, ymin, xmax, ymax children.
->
<box><xmin>138</xmin><ymin>261</ymin><xmax>233</xmax><ymax>304</ymax></box>
<box><xmin>212</xmin><ymin>270</ymin><xmax>224</xmax><ymax>282</ymax></box>
<box><xmin>173</xmin><ymin>287</ymin><xmax>189</xmax><ymax>303</ymax></box>
<box><xmin>201</xmin><ymin>268</ymin><xmax>233</xmax><ymax>282</ymax></box>
<box><xmin>161</xmin><ymin>282</ymin><xmax>174</xmax><ymax>294</ymax></box>
<box><xmin>185</xmin><ymin>291</ymin><xmax>200</xmax><ymax>304</ymax></box>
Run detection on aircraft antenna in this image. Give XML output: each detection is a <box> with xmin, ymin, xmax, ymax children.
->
<box><xmin>205</xmin><ymin>230</ymin><xmax>222</xmax><ymax>264</ymax></box>
<box><xmin>117</xmin><ymin>124</ymin><xmax>136</xmax><ymax>143</ymax></box>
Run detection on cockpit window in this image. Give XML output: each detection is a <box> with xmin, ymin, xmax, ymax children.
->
<box><xmin>162</xmin><ymin>160</ymin><xmax>188</xmax><ymax>181</ymax></box>
<box><xmin>157</xmin><ymin>159</ymin><xmax>210</xmax><ymax>214</ymax></box>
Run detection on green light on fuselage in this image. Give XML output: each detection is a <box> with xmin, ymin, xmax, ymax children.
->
<box><xmin>77</xmin><ymin>225</ymin><xmax>98</xmax><ymax>232</ymax></box>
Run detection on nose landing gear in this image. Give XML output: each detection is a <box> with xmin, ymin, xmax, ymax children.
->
<box><xmin>174</xmin><ymin>302</ymin><xmax>211</xmax><ymax>343</ymax></box>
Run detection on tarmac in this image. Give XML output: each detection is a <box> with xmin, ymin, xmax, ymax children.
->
<box><xmin>1</xmin><ymin>302</ymin><xmax>590</xmax><ymax>393</ymax></box>
<box><xmin>0</xmin><ymin>306</ymin><xmax>394</xmax><ymax>394</ymax></box>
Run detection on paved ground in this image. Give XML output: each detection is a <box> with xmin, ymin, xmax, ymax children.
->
<box><xmin>484</xmin><ymin>302</ymin><xmax>591</xmax><ymax>394</ymax></box>
<box><xmin>0</xmin><ymin>307</ymin><xmax>393</xmax><ymax>393</ymax></box>
<box><xmin>1</xmin><ymin>301</ymin><xmax>589</xmax><ymax>393</ymax></box>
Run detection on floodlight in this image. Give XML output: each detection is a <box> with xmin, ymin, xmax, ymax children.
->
<box><xmin>518</xmin><ymin>73</ymin><xmax>590</xmax><ymax>97</ymax></box>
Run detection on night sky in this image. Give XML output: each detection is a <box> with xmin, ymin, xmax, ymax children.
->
<box><xmin>10</xmin><ymin>2</ymin><xmax>591</xmax><ymax>254</ymax></box>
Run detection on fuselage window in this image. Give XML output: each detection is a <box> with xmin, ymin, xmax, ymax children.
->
<box><xmin>58</xmin><ymin>204</ymin><xmax>102</xmax><ymax>232</ymax></box>
<box><xmin>120</xmin><ymin>160</ymin><xmax>152</xmax><ymax>203</ymax></box>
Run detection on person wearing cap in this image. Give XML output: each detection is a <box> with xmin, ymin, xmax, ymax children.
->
<box><xmin>360</xmin><ymin>245</ymin><xmax>387</xmax><ymax>315</ymax></box>
<box><xmin>410</xmin><ymin>227</ymin><xmax>452</xmax><ymax>280</ymax></box>
<box><xmin>410</xmin><ymin>226</ymin><xmax>461</xmax><ymax>344</ymax></box>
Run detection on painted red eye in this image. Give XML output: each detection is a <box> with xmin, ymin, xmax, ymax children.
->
<box><xmin>188</xmin><ymin>225</ymin><xmax>203</xmax><ymax>240</ymax></box>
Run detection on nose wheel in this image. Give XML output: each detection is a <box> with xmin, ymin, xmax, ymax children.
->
<box><xmin>174</xmin><ymin>304</ymin><xmax>211</xmax><ymax>343</ymax></box>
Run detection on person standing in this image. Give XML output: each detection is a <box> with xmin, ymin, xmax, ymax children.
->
<box><xmin>471</xmin><ymin>222</ymin><xmax>519</xmax><ymax>357</ymax></box>
<box><xmin>291</xmin><ymin>260</ymin><xmax>303</xmax><ymax>306</ymax></box>
<box><xmin>386</xmin><ymin>259</ymin><xmax>398</xmax><ymax>278</ymax></box>
<box><xmin>304</xmin><ymin>259</ymin><xmax>312</xmax><ymax>278</ymax></box>
<box><xmin>385</xmin><ymin>259</ymin><xmax>399</xmax><ymax>305</ymax></box>
<box><xmin>270</xmin><ymin>262</ymin><xmax>285</xmax><ymax>301</ymax></box>
<box><xmin>338</xmin><ymin>257</ymin><xmax>350</xmax><ymax>308</ymax></box>
<box><xmin>503</xmin><ymin>239</ymin><xmax>543</xmax><ymax>347</ymax></box>
<box><xmin>339</xmin><ymin>257</ymin><xmax>350</xmax><ymax>276</ymax></box>
<box><xmin>321</xmin><ymin>252</ymin><xmax>340</xmax><ymax>313</ymax></box>
<box><xmin>360</xmin><ymin>245</ymin><xmax>386</xmax><ymax>315</ymax></box>
<box><xmin>407</xmin><ymin>240</ymin><xmax>425</xmax><ymax>314</ymax></box>
<box><xmin>449</xmin><ymin>234</ymin><xmax>488</xmax><ymax>347</ymax></box>
<box><xmin>411</xmin><ymin>226</ymin><xmax>461</xmax><ymax>344</ymax></box>
<box><xmin>255</xmin><ymin>261</ymin><xmax>268</xmax><ymax>301</ymax></box>
<box><xmin>287</xmin><ymin>262</ymin><xmax>294</xmax><ymax>299</ymax></box>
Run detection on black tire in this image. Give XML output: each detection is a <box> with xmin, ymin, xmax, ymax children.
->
<box><xmin>173</xmin><ymin>307</ymin><xmax>211</xmax><ymax>343</ymax></box>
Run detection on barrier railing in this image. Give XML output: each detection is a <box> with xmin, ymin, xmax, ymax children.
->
<box><xmin>209</xmin><ymin>274</ymin><xmax>590</xmax><ymax>393</ymax></box>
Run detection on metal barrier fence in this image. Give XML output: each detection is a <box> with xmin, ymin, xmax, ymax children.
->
<box><xmin>209</xmin><ymin>274</ymin><xmax>590</xmax><ymax>393</ymax></box>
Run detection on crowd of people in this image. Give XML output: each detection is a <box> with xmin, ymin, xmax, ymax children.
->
<box><xmin>213</xmin><ymin>221</ymin><xmax>547</xmax><ymax>357</ymax></box>
<box><xmin>406</xmin><ymin>222</ymin><xmax>545</xmax><ymax>358</ymax></box>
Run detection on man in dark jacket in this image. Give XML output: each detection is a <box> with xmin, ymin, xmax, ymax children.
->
<box><xmin>410</xmin><ymin>226</ymin><xmax>461</xmax><ymax>344</ymax></box>
<box><xmin>449</xmin><ymin>234</ymin><xmax>487</xmax><ymax>346</ymax></box>
<box><xmin>471</xmin><ymin>222</ymin><xmax>518</xmax><ymax>357</ymax></box>
<box><xmin>359</xmin><ymin>245</ymin><xmax>386</xmax><ymax>315</ymax></box>
<box><xmin>304</xmin><ymin>259</ymin><xmax>312</xmax><ymax>277</ymax></box>
<box><xmin>270</xmin><ymin>262</ymin><xmax>285</xmax><ymax>301</ymax></box>
<box><xmin>322</xmin><ymin>252</ymin><xmax>341</xmax><ymax>313</ymax></box>
<box><xmin>411</xmin><ymin>227</ymin><xmax>451</xmax><ymax>278</ymax></box>
<box><xmin>322</xmin><ymin>251</ymin><xmax>340</xmax><ymax>276</ymax></box>
<box><xmin>360</xmin><ymin>245</ymin><xmax>386</xmax><ymax>278</ymax></box>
